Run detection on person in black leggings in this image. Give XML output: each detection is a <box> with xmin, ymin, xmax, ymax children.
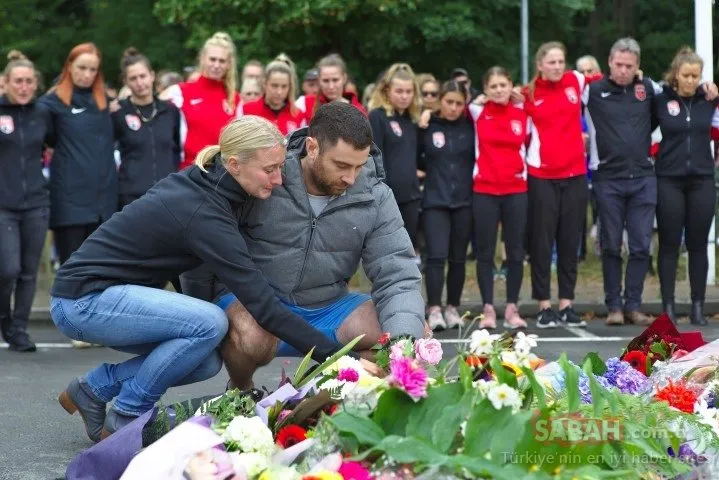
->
<box><xmin>469</xmin><ymin>67</ymin><xmax>529</xmax><ymax>330</ymax></box>
<box><xmin>418</xmin><ymin>81</ymin><xmax>474</xmax><ymax>330</ymax></box>
<box><xmin>653</xmin><ymin>47</ymin><xmax>719</xmax><ymax>325</ymax></box>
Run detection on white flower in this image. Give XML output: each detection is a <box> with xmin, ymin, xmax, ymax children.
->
<box><xmin>319</xmin><ymin>378</ymin><xmax>355</xmax><ymax>399</ymax></box>
<box><xmin>322</xmin><ymin>355</ymin><xmax>367</xmax><ymax>377</ymax></box>
<box><xmin>224</xmin><ymin>415</ymin><xmax>275</xmax><ymax>456</ymax></box>
<box><xmin>501</xmin><ymin>350</ymin><xmax>532</xmax><ymax>368</ymax></box>
<box><xmin>487</xmin><ymin>384</ymin><xmax>523</xmax><ymax>412</ymax></box>
<box><xmin>230</xmin><ymin>452</ymin><xmax>269</xmax><ymax>478</ymax></box>
<box><xmin>469</xmin><ymin>329</ymin><xmax>499</xmax><ymax>356</ymax></box>
<box><xmin>473</xmin><ymin>379</ymin><xmax>498</xmax><ymax>396</ymax></box>
<box><xmin>513</xmin><ymin>332</ymin><xmax>538</xmax><ymax>356</ymax></box>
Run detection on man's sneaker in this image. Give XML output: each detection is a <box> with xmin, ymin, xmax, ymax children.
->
<box><xmin>605</xmin><ymin>310</ymin><xmax>624</xmax><ymax>326</ymax></box>
<box><xmin>444</xmin><ymin>306</ymin><xmax>464</xmax><ymax>329</ymax></box>
<box><xmin>625</xmin><ymin>311</ymin><xmax>652</xmax><ymax>326</ymax></box>
<box><xmin>503</xmin><ymin>303</ymin><xmax>527</xmax><ymax>329</ymax></box>
<box><xmin>427</xmin><ymin>308</ymin><xmax>447</xmax><ymax>331</ymax></box>
<box><xmin>559</xmin><ymin>306</ymin><xmax>586</xmax><ymax>328</ymax></box>
<box><xmin>479</xmin><ymin>304</ymin><xmax>497</xmax><ymax>329</ymax></box>
<box><xmin>536</xmin><ymin>308</ymin><xmax>559</xmax><ymax>329</ymax></box>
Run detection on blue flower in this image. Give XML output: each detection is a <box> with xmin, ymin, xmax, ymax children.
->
<box><xmin>602</xmin><ymin>357</ymin><xmax>650</xmax><ymax>395</ymax></box>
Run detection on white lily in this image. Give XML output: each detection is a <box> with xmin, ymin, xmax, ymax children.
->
<box><xmin>513</xmin><ymin>331</ymin><xmax>538</xmax><ymax>356</ymax></box>
<box><xmin>469</xmin><ymin>329</ymin><xmax>500</xmax><ymax>356</ymax></box>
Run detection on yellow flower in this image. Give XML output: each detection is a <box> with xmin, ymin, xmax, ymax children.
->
<box><xmin>303</xmin><ymin>472</ymin><xmax>343</xmax><ymax>480</ymax></box>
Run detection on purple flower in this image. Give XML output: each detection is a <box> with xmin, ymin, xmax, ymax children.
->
<box><xmin>578</xmin><ymin>373</ymin><xmax>613</xmax><ymax>403</ymax></box>
<box><xmin>668</xmin><ymin>444</ymin><xmax>707</xmax><ymax>466</ymax></box>
<box><xmin>602</xmin><ymin>357</ymin><xmax>650</xmax><ymax>395</ymax></box>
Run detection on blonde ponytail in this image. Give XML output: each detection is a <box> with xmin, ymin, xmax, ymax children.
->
<box><xmin>195</xmin><ymin>115</ymin><xmax>285</xmax><ymax>171</ymax></box>
<box><xmin>195</xmin><ymin>145</ymin><xmax>222</xmax><ymax>171</ymax></box>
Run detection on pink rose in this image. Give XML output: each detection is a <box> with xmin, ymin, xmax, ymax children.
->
<box><xmin>390</xmin><ymin>339</ymin><xmax>411</xmax><ymax>361</ymax></box>
<box><xmin>414</xmin><ymin>338</ymin><xmax>443</xmax><ymax>365</ymax></box>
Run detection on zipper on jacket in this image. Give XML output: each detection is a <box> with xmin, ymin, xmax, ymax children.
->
<box><xmin>291</xmin><ymin>216</ymin><xmax>317</xmax><ymax>302</ymax></box>
<box><xmin>19</xmin><ymin>108</ymin><xmax>27</xmax><ymax>206</ymax></box>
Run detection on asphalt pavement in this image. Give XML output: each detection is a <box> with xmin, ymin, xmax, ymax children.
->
<box><xmin>2</xmin><ymin>320</ymin><xmax>719</xmax><ymax>480</ymax></box>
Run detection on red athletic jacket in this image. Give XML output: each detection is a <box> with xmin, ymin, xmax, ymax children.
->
<box><xmin>241</xmin><ymin>97</ymin><xmax>305</xmax><ymax>136</ymax></box>
<box><xmin>168</xmin><ymin>75</ymin><xmax>240</xmax><ymax>170</ymax></box>
<box><xmin>470</xmin><ymin>102</ymin><xmax>529</xmax><ymax>195</ymax></box>
<box><xmin>300</xmin><ymin>91</ymin><xmax>366</xmax><ymax>123</ymax></box>
<box><xmin>522</xmin><ymin>71</ymin><xmax>587</xmax><ymax>179</ymax></box>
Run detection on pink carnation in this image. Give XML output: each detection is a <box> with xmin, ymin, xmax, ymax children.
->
<box><xmin>414</xmin><ymin>338</ymin><xmax>443</xmax><ymax>365</ymax></box>
<box><xmin>389</xmin><ymin>357</ymin><xmax>428</xmax><ymax>400</ymax></box>
<box><xmin>338</xmin><ymin>461</ymin><xmax>372</xmax><ymax>480</ymax></box>
<box><xmin>337</xmin><ymin>367</ymin><xmax>360</xmax><ymax>383</ymax></box>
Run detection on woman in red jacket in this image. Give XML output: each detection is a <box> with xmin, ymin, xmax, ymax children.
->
<box><xmin>471</xmin><ymin>67</ymin><xmax>529</xmax><ymax>330</ymax></box>
<box><xmin>298</xmin><ymin>54</ymin><xmax>365</xmax><ymax>123</ymax></box>
<box><xmin>165</xmin><ymin>32</ymin><xmax>241</xmax><ymax>169</ymax></box>
<box><xmin>241</xmin><ymin>61</ymin><xmax>304</xmax><ymax>135</ymax></box>
<box><xmin>522</xmin><ymin>41</ymin><xmax>590</xmax><ymax>329</ymax></box>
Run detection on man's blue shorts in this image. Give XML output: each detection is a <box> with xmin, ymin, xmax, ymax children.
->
<box><xmin>215</xmin><ymin>292</ymin><xmax>371</xmax><ymax>357</ymax></box>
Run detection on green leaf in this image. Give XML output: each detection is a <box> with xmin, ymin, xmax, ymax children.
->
<box><xmin>372</xmin><ymin>388</ymin><xmax>414</xmax><ymax>436</ymax></box>
<box><xmin>326</xmin><ymin>411</ymin><xmax>385</xmax><ymax>446</ymax></box>
<box><xmin>457</xmin><ymin>355</ymin><xmax>474</xmax><ymax>391</ymax></box>
<box><xmin>292</xmin><ymin>347</ymin><xmax>315</xmax><ymax>385</ymax></box>
<box><xmin>359</xmin><ymin>435</ymin><xmax>448</xmax><ymax>464</ymax></box>
<box><xmin>582</xmin><ymin>360</ymin><xmax>606</xmax><ymax>417</ymax></box>
<box><xmin>581</xmin><ymin>352</ymin><xmax>607</xmax><ymax>376</ymax></box>
<box><xmin>463</xmin><ymin>398</ymin><xmax>530</xmax><ymax>459</ymax></box>
<box><xmin>430</xmin><ymin>390</ymin><xmax>476</xmax><ymax>453</ymax></box>
<box><xmin>445</xmin><ymin>455</ymin><xmax>524</xmax><ymax>480</ymax></box>
<box><xmin>519</xmin><ymin>366</ymin><xmax>547</xmax><ymax>410</ymax></box>
<box><xmin>650</xmin><ymin>342</ymin><xmax>667</xmax><ymax>358</ymax></box>
<box><xmin>406</xmin><ymin>382</ymin><xmax>463</xmax><ymax>441</ymax></box>
<box><xmin>296</xmin><ymin>334</ymin><xmax>363</xmax><ymax>387</ymax></box>
<box><xmin>490</xmin><ymin>356</ymin><xmax>518</xmax><ymax>388</ymax></box>
<box><xmin>558</xmin><ymin>354</ymin><xmax>580</xmax><ymax>413</ymax></box>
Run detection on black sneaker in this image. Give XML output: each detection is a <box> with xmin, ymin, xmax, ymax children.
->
<box><xmin>536</xmin><ymin>308</ymin><xmax>559</xmax><ymax>329</ymax></box>
<box><xmin>7</xmin><ymin>331</ymin><xmax>37</xmax><ymax>352</ymax></box>
<box><xmin>559</xmin><ymin>306</ymin><xmax>586</xmax><ymax>328</ymax></box>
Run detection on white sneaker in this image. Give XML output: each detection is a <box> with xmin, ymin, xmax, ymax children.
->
<box><xmin>427</xmin><ymin>309</ymin><xmax>447</xmax><ymax>330</ymax></box>
<box><xmin>71</xmin><ymin>340</ymin><xmax>92</xmax><ymax>349</ymax></box>
<box><xmin>444</xmin><ymin>306</ymin><xmax>464</xmax><ymax>329</ymax></box>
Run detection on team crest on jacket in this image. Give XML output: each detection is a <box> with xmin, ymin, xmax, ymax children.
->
<box><xmin>390</xmin><ymin>120</ymin><xmax>403</xmax><ymax>137</ymax></box>
<box><xmin>634</xmin><ymin>84</ymin><xmax>646</xmax><ymax>101</ymax></box>
<box><xmin>432</xmin><ymin>131</ymin><xmax>445</xmax><ymax>148</ymax></box>
<box><xmin>125</xmin><ymin>114</ymin><xmax>141</xmax><ymax>131</ymax></box>
<box><xmin>0</xmin><ymin>115</ymin><xmax>13</xmax><ymax>134</ymax></box>
<box><xmin>510</xmin><ymin>120</ymin><xmax>523</xmax><ymax>136</ymax></box>
<box><xmin>667</xmin><ymin>100</ymin><xmax>680</xmax><ymax>116</ymax></box>
<box><xmin>564</xmin><ymin>87</ymin><xmax>578</xmax><ymax>104</ymax></box>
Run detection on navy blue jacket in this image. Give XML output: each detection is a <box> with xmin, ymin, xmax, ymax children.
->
<box><xmin>51</xmin><ymin>162</ymin><xmax>348</xmax><ymax>362</ymax></box>
<box><xmin>112</xmin><ymin>98</ymin><xmax>181</xmax><ymax>197</ymax></box>
<box><xmin>0</xmin><ymin>95</ymin><xmax>53</xmax><ymax>210</ymax></box>
<box><xmin>38</xmin><ymin>88</ymin><xmax>117</xmax><ymax>228</ymax></box>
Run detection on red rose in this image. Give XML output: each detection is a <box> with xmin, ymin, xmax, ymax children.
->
<box><xmin>276</xmin><ymin>425</ymin><xmax>307</xmax><ymax>448</ymax></box>
<box><xmin>378</xmin><ymin>332</ymin><xmax>391</xmax><ymax>346</ymax></box>
<box><xmin>623</xmin><ymin>350</ymin><xmax>648</xmax><ymax>375</ymax></box>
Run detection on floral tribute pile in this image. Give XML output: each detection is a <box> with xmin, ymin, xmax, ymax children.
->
<box><xmin>108</xmin><ymin>315</ymin><xmax>719</xmax><ymax>480</ymax></box>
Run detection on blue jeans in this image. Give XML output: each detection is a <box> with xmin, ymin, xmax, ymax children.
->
<box><xmin>50</xmin><ymin>285</ymin><xmax>228</xmax><ymax>416</ymax></box>
<box><xmin>216</xmin><ymin>292</ymin><xmax>371</xmax><ymax>357</ymax></box>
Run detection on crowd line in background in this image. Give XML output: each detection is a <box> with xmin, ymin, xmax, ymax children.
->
<box><xmin>2</xmin><ymin>31</ymin><xmax>719</xmax><ymax>354</ymax></box>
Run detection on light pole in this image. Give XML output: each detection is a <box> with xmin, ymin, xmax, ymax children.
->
<box><xmin>521</xmin><ymin>0</ymin><xmax>529</xmax><ymax>84</ymax></box>
<box><xmin>695</xmin><ymin>0</ymin><xmax>715</xmax><ymax>284</ymax></box>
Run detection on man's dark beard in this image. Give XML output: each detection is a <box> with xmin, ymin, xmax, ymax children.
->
<box><xmin>308</xmin><ymin>159</ymin><xmax>344</xmax><ymax>196</ymax></box>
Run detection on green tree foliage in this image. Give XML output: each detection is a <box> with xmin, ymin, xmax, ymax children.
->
<box><xmin>0</xmin><ymin>0</ymin><xmax>716</xmax><ymax>91</ymax></box>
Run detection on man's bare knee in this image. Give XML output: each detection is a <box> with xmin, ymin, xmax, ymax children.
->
<box><xmin>336</xmin><ymin>300</ymin><xmax>383</xmax><ymax>350</ymax></box>
<box><xmin>223</xmin><ymin>300</ymin><xmax>277</xmax><ymax>366</ymax></box>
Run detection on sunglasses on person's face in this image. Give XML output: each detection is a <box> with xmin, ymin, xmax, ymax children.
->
<box><xmin>422</xmin><ymin>90</ymin><xmax>438</xmax><ymax>98</ymax></box>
